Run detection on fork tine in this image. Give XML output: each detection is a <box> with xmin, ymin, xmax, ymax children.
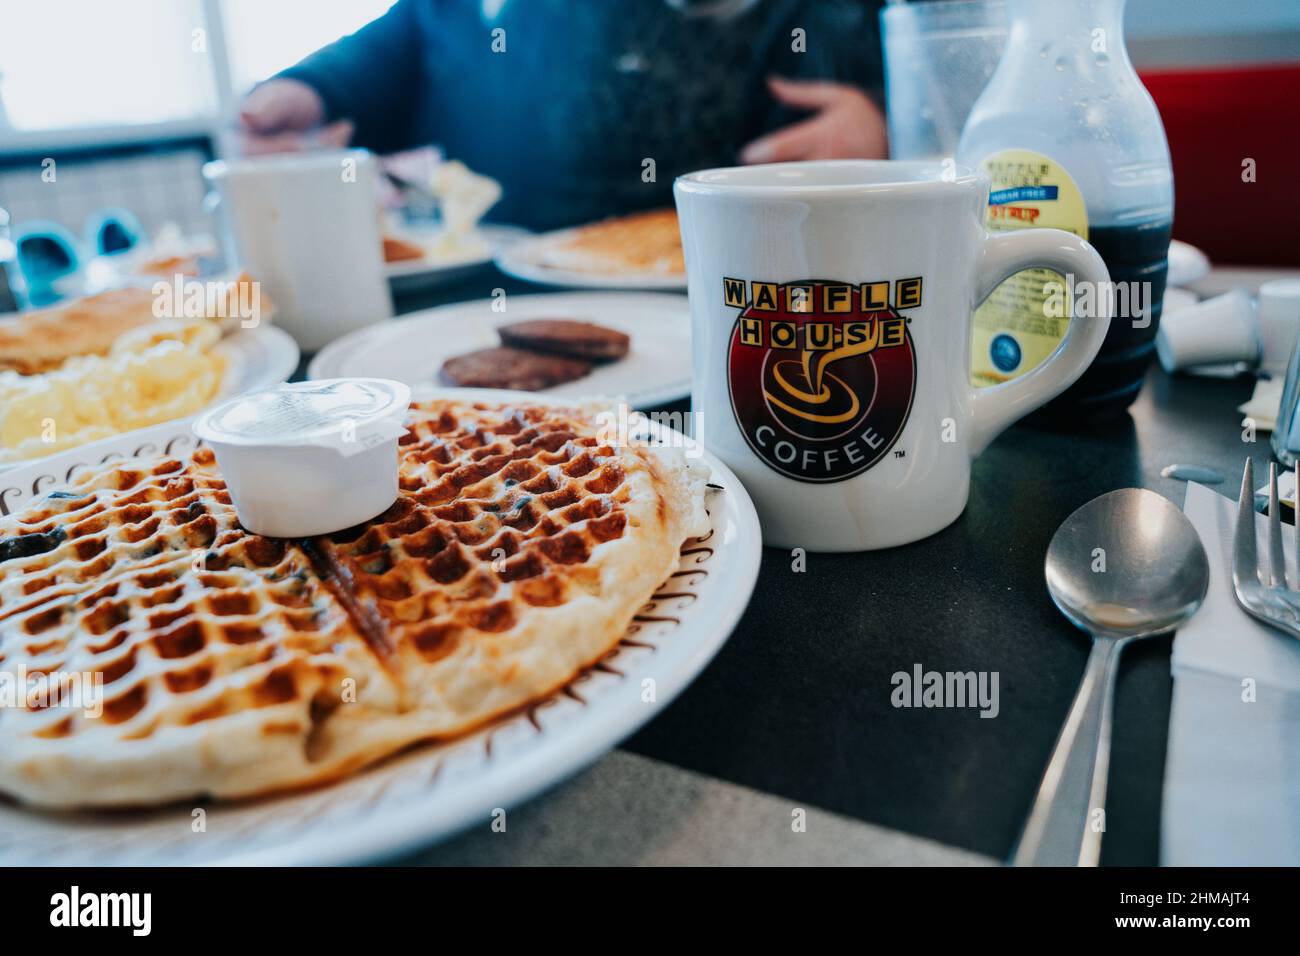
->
<box><xmin>1269</xmin><ymin>462</ymin><xmax>1287</xmax><ymax>587</ymax></box>
<box><xmin>1234</xmin><ymin>458</ymin><xmax>1259</xmax><ymax>590</ymax></box>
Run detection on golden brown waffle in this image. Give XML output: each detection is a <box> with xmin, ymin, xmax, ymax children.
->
<box><xmin>0</xmin><ymin>288</ymin><xmax>162</xmax><ymax>375</ymax></box>
<box><xmin>538</xmin><ymin>209</ymin><xmax>685</xmax><ymax>276</ymax></box>
<box><xmin>0</xmin><ymin>273</ymin><xmax>269</xmax><ymax>375</ymax></box>
<box><xmin>0</xmin><ymin>398</ymin><xmax>708</xmax><ymax>807</ymax></box>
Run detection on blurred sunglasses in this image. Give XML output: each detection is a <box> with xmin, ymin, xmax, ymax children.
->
<box><xmin>86</xmin><ymin>207</ymin><xmax>145</xmax><ymax>256</ymax></box>
<box><xmin>14</xmin><ymin>221</ymin><xmax>81</xmax><ymax>301</ymax></box>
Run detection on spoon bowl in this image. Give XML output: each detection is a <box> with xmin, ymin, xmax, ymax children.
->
<box><xmin>1045</xmin><ymin>488</ymin><xmax>1210</xmax><ymax>640</ymax></box>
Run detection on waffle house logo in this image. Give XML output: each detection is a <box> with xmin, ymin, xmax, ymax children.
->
<box><xmin>725</xmin><ymin>277</ymin><xmax>918</xmax><ymax>483</ymax></box>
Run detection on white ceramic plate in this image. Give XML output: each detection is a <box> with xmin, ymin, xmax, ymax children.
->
<box><xmin>0</xmin><ymin>326</ymin><xmax>299</xmax><ymax>473</ymax></box>
<box><xmin>495</xmin><ymin>228</ymin><xmax>686</xmax><ymax>291</ymax></box>
<box><xmin>385</xmin><ymin>223</ymin><xmax>531</xmax><ymax>292</ymax></box>
<box><xmin>0</xmin><ymin>389</ymin><xmax>761</xmax><ymax>864</ymax></box>
<box><xmin>309</xmin><ymin>291</ymin><xmax>692</xmax><ymax>407</ymax></box>
<box><xmin>215</xmin><ymin>324</ymin><xmax>301</xmax><ymax>396</ymax></box>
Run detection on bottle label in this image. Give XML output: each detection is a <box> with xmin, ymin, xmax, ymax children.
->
<box><xmin>972</xmin><ymin>148</ymin><xmax>1089</xmax><ymax>387</ymax></box>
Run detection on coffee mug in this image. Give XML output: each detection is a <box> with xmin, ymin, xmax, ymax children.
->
<box><xmin>203</xmin><ymin>149</ymin><xmax>393</xmax><ymax>351</ymax></box>
<box><xmin>674</xmin><ymin>160</ymin><xmax>1112</xmax><ymax>551</ymax></box>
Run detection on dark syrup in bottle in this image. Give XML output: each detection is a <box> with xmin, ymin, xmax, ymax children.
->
<box><xmin>1034</xmin><ymin>218</ymin><xmax>1172</xmax><ymax>423</ymax></box>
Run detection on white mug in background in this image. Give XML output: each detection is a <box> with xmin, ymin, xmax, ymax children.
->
<box><xmin>203</xmin><ymin>149</ymin><xmax>393</xmax><ymax>351</ymax></box>
<box><xmin>674</xmin><ymin>160</ymin><xmax>1112</xmax><ymax>551</ymax></box>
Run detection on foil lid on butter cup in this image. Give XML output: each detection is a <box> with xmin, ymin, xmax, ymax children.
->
<box><xmin>194</xmin><ymin>378</ymin><xmax>411</xmax><ymax>457</ymax></box>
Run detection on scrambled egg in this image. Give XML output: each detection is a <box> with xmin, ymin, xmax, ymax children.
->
<box><xmin>0</xmin><ymin>317</ymin><xmax>225</xmax><ymax>462</ymax></box>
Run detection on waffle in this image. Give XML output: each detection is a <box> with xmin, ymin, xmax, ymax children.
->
<box><xmin>0</xmin><ymin>398</ymin><xmax>709</xmax><ymax>807</ymax></box>
<box><xmin>537</xmin><ymin>209</ymin><xmax>685</xmax><ymax>276</ymax></box>
<box><xmin>134</xmin><ymin>252</ymin><xmax>204</xmax><ymax>278</ymax></box>
<box><xmin>0</xmin><ymin>288</ymin><xmax>162</xmax><ymax>375</ymax></box>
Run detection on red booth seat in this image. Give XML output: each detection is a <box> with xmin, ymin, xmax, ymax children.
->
<box><xmin>1140</xmin><ymin>63</ymin><xmax>1300</xmax><ymax>267</ymax></box>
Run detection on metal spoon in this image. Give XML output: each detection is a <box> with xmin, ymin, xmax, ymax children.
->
<box><xmin>1012</xmin><ymin>488</ymin><xmax>1209</xmax><ymax>867</ymax></box>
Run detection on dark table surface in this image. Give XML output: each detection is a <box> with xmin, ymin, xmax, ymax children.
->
<box><xmin>381</xmin><ymin>269</ymin><xmax>1263</xmax><ymax>865</ymax></box>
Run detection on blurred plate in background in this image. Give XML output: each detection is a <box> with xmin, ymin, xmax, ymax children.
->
<box><xmin>495</xmin><ymin>229</ymin><xmax>686</xmax><ymax>291</ymax></box>
<box><xmin>385</xmin><ymin>223</ymin><xmax>532</xmax><ymax>293</ymax></box>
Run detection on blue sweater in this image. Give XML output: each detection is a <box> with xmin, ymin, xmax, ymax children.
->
<box><xmin>279</xmin><ymin>0</ymin><xmax>883</xmax><ymax>231</ymax></box>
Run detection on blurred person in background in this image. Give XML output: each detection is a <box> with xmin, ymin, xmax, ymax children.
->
<box><xmin>238</xmin><ymin>0</ymin><xmax>888</xmax><ymax>231</ymax></box>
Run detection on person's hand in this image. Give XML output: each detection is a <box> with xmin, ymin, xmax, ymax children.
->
<box><xmin>740</xmin><ymin>76</ymin><xmax>889</xmax><ymax>164</ymax></box>
<box><xmin>235</xmin><ymin>78</ymin><xmax>353</xmax><ymax>156</ymax></box>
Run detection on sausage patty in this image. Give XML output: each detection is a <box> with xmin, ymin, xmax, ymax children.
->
<box><xmin>439</xmin><ymin>347</ymin><xmax>592</xmax><ymax>391</ymax></box>
<box><xmin>497</xmin><ymin>319</ymin><xmax>630</xmax><ymax>362</ymax></box>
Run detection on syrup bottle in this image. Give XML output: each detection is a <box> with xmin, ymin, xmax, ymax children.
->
<box><xmin>957</xmin><ymin>0</ymin><xmax>1173</xmax><ymax>422</ymax></box>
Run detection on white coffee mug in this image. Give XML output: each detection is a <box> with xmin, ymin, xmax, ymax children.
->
<box><xmin>203</xmin><ymin>149</ymin><xmax>393</xmax><ymax>351</ymax></box>
<box><xmin>674</xmin><ymin>160</ymin><xmax>1112</xmax><ymax>551</ymax></box>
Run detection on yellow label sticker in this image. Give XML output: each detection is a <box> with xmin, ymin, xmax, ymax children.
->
<box><xmin>972</xmin><ymin>148</ymin><xmax>1089</xmax><ymax>387</ymax></box>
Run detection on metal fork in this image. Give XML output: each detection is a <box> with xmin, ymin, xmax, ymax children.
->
<box><xmin>1232</xmin><ymin>458</ymin><xmax>1300</xmax><ymax>639</ymax></box>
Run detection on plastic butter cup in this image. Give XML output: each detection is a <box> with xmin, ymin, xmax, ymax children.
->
<box><xmin>1154</xmin><ymin>289</ymin><xmax>1258</xmax><ymax>374</ymax></box>
<box><xmin>193</xmin><ymin>378</ymin><xmax>412</xmax><ymax>538</ymax></box>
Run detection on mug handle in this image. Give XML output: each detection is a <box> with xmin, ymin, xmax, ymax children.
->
<box><xmin>968</xmin><ymin>229</ymin><xmax>1112</xmax><ymax>456</ymax></box>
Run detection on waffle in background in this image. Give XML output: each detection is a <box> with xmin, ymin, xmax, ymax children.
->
<box><xmin>537</xmin><ymin>209</ymin><xmax>685</xmax><ymax>277</ymax></box>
